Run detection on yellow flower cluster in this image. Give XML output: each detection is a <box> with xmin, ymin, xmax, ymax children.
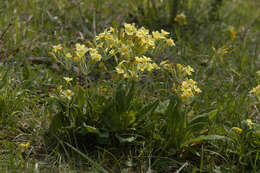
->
<box><xmin>52</xmin><ymin>44</ymin><xmax>62</xmax><ymax>53</ymax></box>
<box><xmin>94</xmin><ymin>23</ymin><xmax>175</xmax><ymax>79</ymax></box>
<box><xmin>61</xmin><ymin>89</ymin><xmax>74</xmax><ymax>100</ymax></box>
<box><xmin>95</xmin><ymin>23</ymin><xmax>174</xmax><ymax>60</ymax></box>
<box><xmin>89</xmin><ymin>48</ymin><xmax>102</xmax><ymax>62</ymax></box>
<box><xmin>228</xmin><ymin>26</ymin><xmax>237</xmax><ymax>41</ymax></box>
<box><xmin>177</xmin><ymin>64</ymin><xmax>194</xmax><ymax>77</ymax></box>
<box><xmin>211</xmin><ymin>46</ymin><xmax>229</xmax><ymax>63</ymax></box>
<box><xmin>115</xmin><ymin>56</ymin><xmax>160</xmax><ymax>79</ymax></box>
<box><xmin>179</xmin><ymin>79</ymin><xmax>201</xmax><ymax>102</ymax></box>
<box><xmin>63</xmin><ymin>77</ymin><xmax>73</xmax><ymax>83</ymax></box>
<box><xmin>19</xmin><ymin>142</ymin><xmax>30</xmax><ymax>152</ymax></box>
<box><xmin>231</xmin><ymin>127</ymin><xmax>243</xmax><ymax>134</ymax></box>
<box><xmin>174</xmin><ymin>13</ymin><xmax>187</xmax><ymax>25</ymax></box>
<box><xmin>74</xmin><ymin>43</ymin><xmax>88</xmax><ymax>61</ymax></box>
<box><xmin>159</xmin><ymin>60</ymin><xmax>174</xmax><ymax>73</ymax></box>
<box><xmin>250</xmin><ymin>84</ymin><xmax>260</xmax><ymax>98</ymax></box>
<box><xmin>247</xmin><ymin>119</ymin><xmax>254</xmax><ymax>128</ymax></box>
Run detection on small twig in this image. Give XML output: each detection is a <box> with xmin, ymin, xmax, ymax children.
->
<box><xmin>174</xmin><ymin>162</ymin><xmax>189</xmax><ymax>173</ymax></box>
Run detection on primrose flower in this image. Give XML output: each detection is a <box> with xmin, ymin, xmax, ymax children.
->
<box><xmin>179</xmin><ymin>78</ymin><xmax>201</xmax><ymax>102</ymax></box>
<box><xmin>160</xmin><ymin>60</ymin><xmax>168</xmax><ymax>66</ymax></box>
<box><xmin>232</xmin><ymin>127</ymin><xmax>243</xmax><ymax>134</ymax></box>
<box><xmin>228</xmin><ymin>26</ymin><xmax>237</xmax><ymax>41</ymax></box>
<box><xmin>57</xmin><ymin>85</ymin><xmax>63</xmax><ymax>90</ymax></box>
<box><xmin>142</xmin><ymin>56</ymin><xmax>152</xmax><ymax>63</ymax></box>
<box><xmin>250</xmin><ymin>84</ymin><xmax>260</xmax><ymax>97</ymax></box>
<box><xmin>53</xmin><ymin>44</ymin><xmax>62</xmax><ymax>52</ymax></box>
<box><xmin>152</xmin><ymin>31</ymin><xmax>165</xmax><ymax>40</ymax></box>
<box><xmin>63</xmin><ymin>77</ymin><xmax>73</xmax><ymax>83</ymax></box>
<box><xmin>246</xmin><ymin>119</ymin><xmax>254</xmax><ymax>128</ymax></box>
<box><xmin>136</xmin><ymin>27</ymin><xmax>149</xmax><ymax>38</ymax></box>
<box><xmin>115</xmin><ymin>66</ymin><xmax>125</xmax><ymax>74</ymax></box>
<box><xmin>174</xmin><ymin>13</ymin><xmax>187</xmax><ymax>25</ymax></box>
<box><xmin>91</xmin><ymin>52</ymin><xmax>102</xmax><ymax>61</ymax></box>
<box><xmin>75</xmin><ymin>43</ymin><xmax>88</xmax><ymax>58</ymax></box>
<box><xmin>65</xmin><ymin>53</ymin><xmax>72</xmax><ymax>59</ymax></box>
<box><xmin>89</xmin><ymin>48</ymin><xmax>102</xmax><ymax>62</ymax></box>
<box><xmin>166</xmin><ymin>39</ymin><xmax>175</xmax><ymax>46</ymax></box>
<box><xmin>177</xmin><ymin>64</ymin><xmax>194</xmax><ymax>76</ymax></box>
<box><xmin>124</xmin><ymin>23</ymin><xmax>137</xmax><ymax>35</ymax></box>
<box><xmin>61</xmin><ymin>89</ymin><xmax>74</xmax><ymax>100</ymax></box>
<box><xmin>161</xmin><ymin>29</ymin><xmax>170</xmax><ymax>37</ymax></box>
<box><xmin>20</xmin><ymin>142</ymin><xmax>30</xmax><ymax>152</ymax></box>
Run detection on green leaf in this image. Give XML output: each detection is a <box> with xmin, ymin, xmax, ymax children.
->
<box><xmin>83</xmin><ymin>124</ymin><xmax>99</xmax><ymax>134</ymax></box>
<box><xmin>0</xmin><ymin>67</ymin><xmax>11</xmax><ymax>89</ymax></box>
<box><xmin>208</xmin><ymin>109</ymin><xmax>218</xmax><ymax>120</ymax></box>
<box><xmin>115</xmin><ymin>134</ymin><xmax>135</xmax><ymax>143</ymax></box>
<box><xmin>22</xmin><ymin>61</ymin><xmax>30</xmax><ymax>80</ymax></box>
<box><xmin>182</xmin><ymin>135</ymin><xmax>229</xmax><ymax>147</ymax></box>
<box><xmin>136</xmin><ymin>99</ymin><xmax>159</xmax><ymax>124</ymax></box>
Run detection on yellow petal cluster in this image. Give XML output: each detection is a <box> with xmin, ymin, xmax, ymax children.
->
<box><xmin>61</xmin><ymin>89</ymin><xmax>74</xmax><ymax>100</ymax></box>
<box><xmin>19</xmin><ymin>142</ymin><xmax>30</xmax><ymax>152</ymax></box>
<box><xmin>228</xmin><ymin>26</ymin><xmax>237</xmax><ymax>41</ymax></box>
<box><xmin>174</xmin><ymin>13</ymin><xmax>187</xmax><ymax>25</ymax></box>
<box><xmin>177</xmin><ymin>64</ymin><xmax>194</xmax><ymax>77</ymax></box>
<box><xmin>250</xmin><ymin>84</ymin><xmax>260</xmax><ymax>97</ymax></box>
<box><xmin>180</xmin><ymin>79</ymin><xmax>201</xmax><ymax>102</ymax></box>
<box><xmin>231</xmin><ymin>127</ymin><xmax>243</xmax><ymax>134</ymax></box>
<box><xmin>52</xmin><ymin>44</ymin><xmax>62</xmax><ymax>53</ymax></box>
<box><xmin>89</xmin><ymin>48</ymin><xmax>102</xmax><ymax>62</ymax></box>
<box><xmin>63</xmin><ymin>77</ymin><xmax>73</xmax><ymax>83</ymax></box>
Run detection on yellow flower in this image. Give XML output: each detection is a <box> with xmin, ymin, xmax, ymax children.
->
<box><xmin>161</xmin><ymin>29</ymin><xmax>170</xmax><ymax>37</ymax></box>
<box><xmin>53</xmin><ymin>44</ymin><xmax>62</xmax><ymax>52</ymax></box>
<box><xmin>193</xmin><ymin>86</ymin><xmax>202</xmax><ymax>95</ymax></box>
<box><xmin>74</xmin><ymin>56</ymin><xmax>81</xmax><ymax>62</ymax></box>
<box><xmin>75</xmin><ymin>43</ymin><xmax>88</xmax><ymax>58</ymax></box>
<box><xmin>174</xmin><ymin>13</ymin><xmax>187</xmax><ymax>25</ymax></box>
<box><xmin>232</xmin><ymin>127</ymin><xmax>243</xmax><ymax>134</ymax></box>
<box><xmin>142</xmin><ymin>56</ymin><xmax>152</xmax><ymax>63</ymax></box>
<box><xmin>247</xmin><ymin>119</ymin><xmax>254</xmax><ymax>128</ymax></box>
<box><xmin>65</xmin><ymin>53</ymin><xmax>72</xmax><ymax>59</ymax></box>
<box><xmin>61</xmin><ymin>89</ymin><xmax>74</xmax><ymax>100</ymax></box>
<box><xmin>20</xmin><ymin>142</ymin><xmax>30</xmax><ymax>152</ymax></box>
<box><xmin>63</xmin><ymin>77</ymin><xmax>73</xmax><ymax>83</ymax></box>
<box><xmin>124</xmin><ymin>23</ymin><xmax>137</xmax><ymax>35</ymax></box>
<box><xmin>250</xmin><ymin>84</ymin><xmax>260</xmax><ymax>97</ymax></box>
<box><xmin>228</xmin><ymin>26</ymin><xmax>237</xmax><ymax>41</ymax></box>
<box><xmin>121</xmin><ymin>47</ymin><xmax>128</xmax><ymax>54</ymax></box>
<box><xmin>123</xmin><ymin>73</ymin><xmax>129</xmax><ymax>79</ymax></box>
<box><xmin>152</xmin><ymin>31</ymin><xmax>165</xmax><ymax>40</ymax></box>
<box><xmin>108</xmin><ymin>27</ymin><xmax>115</xmax><ymax>33</ymax></box>
<box><xmin>91</xmin><ymin>52</ymin><xmax>102</xmax><ymax>61</ymax></box>
<box><xmin>57</xmin><ymin>85</ymin><xmax>63</xmax><ymax>90</ymax></box>
<box><xmin>166</xmin><ymin>39</ymin><xmax>175</xmax><ymax>46</ymax></box>
<box><xmin>115</xmin><ymin>67</ymin><xmax>125</xmax><ymax>74</ymax></box>
<box><xmin>135</xmin><ymin>56</ymin><xmax>143</xmax><ymax>63</ymax></box>
<box><xmin>160</xmin><ymin>59</ymin><xmax>168</xmax><ymax>66</ymax></box>
<box><xmin>146</xmin><ymin>63</ymin><xmax>154</xmax><ymax>72</ymax></box>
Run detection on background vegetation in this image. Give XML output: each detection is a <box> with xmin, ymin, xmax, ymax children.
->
<box><xmin>0</xmin><ymin>0</ymin><xmax>259</xmax><ymax>172</ymax></box>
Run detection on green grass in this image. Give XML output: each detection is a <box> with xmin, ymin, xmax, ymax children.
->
<box><xmin>0</xmin><ymin>0</ymin><xmax>260</xmax><ymax>172</ymax></box>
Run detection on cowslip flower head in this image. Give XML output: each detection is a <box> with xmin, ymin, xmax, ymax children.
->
<box><xmin>231</xmin><ymin>127</ymin><xmax>243</xmax><ymax>134</ymax></box>
<box><xmin>20</xmin><ymin>142</ymin><xmax>30</xmax><ymax>152</ymax></box>
<box><xmin>53</xmin><ymin>44</ymin><xmax>62</xmax><ymax>52</ymax></box>
<box><xmin>61</xmin><ymin>89</ymin><xmax>74</xmax><ymax>100</ymax></box>
<box><xmin>63</xmin><ymin>77</ymin><xmax>73</xmax><ymax>83</ymax></box>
